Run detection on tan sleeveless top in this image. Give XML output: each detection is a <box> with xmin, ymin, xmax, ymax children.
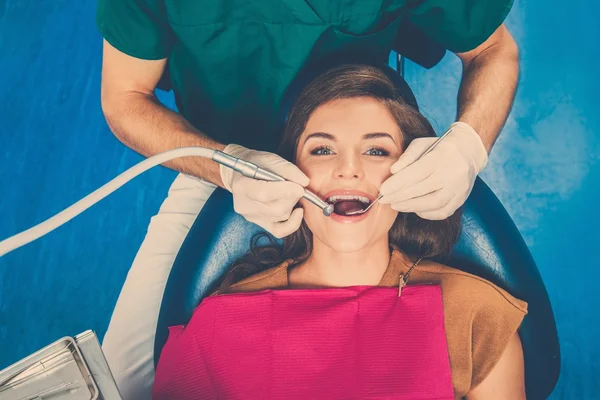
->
<box><xmin>223</xmin><ymin>249</ymin><xmax>528</xmax><ymax>398</ymax></box>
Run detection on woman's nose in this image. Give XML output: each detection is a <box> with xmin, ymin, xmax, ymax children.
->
<box><xmin>333</xmin><ymin>154</ymin><xmax>364</xmax><ymax>180</ymax></box>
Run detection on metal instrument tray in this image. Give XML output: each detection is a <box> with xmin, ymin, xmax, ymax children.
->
<box><xmin>0</xmin><ymin>336</ymin><xmax>98</xmax><ymax>399</ymax></box>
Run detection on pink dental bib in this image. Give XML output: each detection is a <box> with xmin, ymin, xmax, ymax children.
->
<box><xmin>153</xmin><ymin>285</ymin><xmax>454</xmax><ymax>399</ymax></box>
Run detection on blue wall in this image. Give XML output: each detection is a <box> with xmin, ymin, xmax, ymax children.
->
<box><xmin>0</xmin><ymin>0</ymin><xmax>598</xmax><ymax>398</ymax></box>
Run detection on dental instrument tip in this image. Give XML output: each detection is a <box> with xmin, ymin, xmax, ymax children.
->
<box><xmin>345</xmin><ymin>194</ymin><xmax>382</xmax><ymax>216</ymax></box>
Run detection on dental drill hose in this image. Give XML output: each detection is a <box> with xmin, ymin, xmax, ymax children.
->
<box><xmin>0</xmin><ymin>147</ymin><xmax>332</xmax><ymax>257</ymax></box>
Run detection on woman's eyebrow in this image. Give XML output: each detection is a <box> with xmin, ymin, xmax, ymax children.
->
<box><xmin>303</xmin><ymin>132</ymin><xmax>399</xmax><ymax>145</ymax></box>
<box><xmin>303</xmin><ymin>132</ymin><xmax>336</xmax><ymax>144</ymax></box>
<box><xmin>363</xmin><ymin>132</ymin><xmax>398</xmax><ymax>145</ymax></box>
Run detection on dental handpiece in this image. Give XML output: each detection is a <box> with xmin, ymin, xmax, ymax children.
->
<box><xmin>212</xmin><ymin>151</ymin><xmax>334</xmax><ymax>217</ymax></box>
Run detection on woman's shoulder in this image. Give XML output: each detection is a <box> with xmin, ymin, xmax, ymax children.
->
<box><xmin>414</xmin><ymin>261</ymin><xmax>528</xmax><ymax>394</ymax></box>
<box><xmin>414</xmin><ymin>260</ymin><xmax>528</xmax><ymax>314</ymax></box>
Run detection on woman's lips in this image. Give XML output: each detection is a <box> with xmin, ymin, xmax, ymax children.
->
<box><xmin>315</xmin><ymin>189</ymin><xmax>378</xmax><ymax>223</ymax></box>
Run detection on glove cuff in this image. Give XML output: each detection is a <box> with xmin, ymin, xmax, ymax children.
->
<box><xmin>220</xmin><ymin>143</ymin><xmax>248</xmax><ymax>192</ymax></box>
<box><xmin>448</xmin><ymin>122</ymin><xmax>489</xmax><ymax>172</ymax></box>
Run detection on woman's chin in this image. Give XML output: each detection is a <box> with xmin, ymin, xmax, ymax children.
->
<box><xmin>305</xmin><ymin>212</ymin><xmax>395</xmax><ymax>249</ymax></box>
<box><xmin>316</xmin><ymin>227</ymin><xmax>385</xmax><ymax>253</ymax></box>
<box><xmin>322</xmin><ymin>238</ymin><xmax>371</xmax><ymax>254</ymax></box>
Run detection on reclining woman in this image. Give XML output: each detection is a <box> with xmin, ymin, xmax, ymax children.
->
<box><xmin>152</xmin><ymin>65</ymin><xmax>528</xmax><ymax>400</ymax></box>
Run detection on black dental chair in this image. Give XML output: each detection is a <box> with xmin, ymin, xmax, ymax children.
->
<box><xmin>154</xmin><ymin>54</ymin><xmax>560</xmax><ymax>400</ymax></box>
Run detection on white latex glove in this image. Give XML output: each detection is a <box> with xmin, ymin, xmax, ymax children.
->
<box><xmin>379</xmin><ymin>122</ymin><xmax>488</xmax><ymax>220</ymax></box>
<box><xmin>220</xmin><ymin>144</ymin><xmax>309</xmax><ymax>238</ymax></box>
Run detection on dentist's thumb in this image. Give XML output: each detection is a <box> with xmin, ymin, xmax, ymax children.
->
<box><xmin>390</xmin><ymin>138</ymin><xmax>434</xmax><ymax>174</ymax></box>
<box><xmin>260</xmin><ymin>153</ymin><xmax>310</xmax><ymax>187</ymax></box>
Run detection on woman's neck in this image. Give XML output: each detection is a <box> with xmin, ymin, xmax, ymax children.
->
<box><xmin>289</xmin><ymin>238</ymin><xmax>392</xmax><ymax>288</ymax></box>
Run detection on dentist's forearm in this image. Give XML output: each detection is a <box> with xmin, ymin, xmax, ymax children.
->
<box><xmin>456</xmin><ymin>26</ymin><xmax>520</xmax><ymax>153</ymax></box>
<box><xmin>101</xmin><ymin>92</ymin><xmax>226</xmax><ymax>187</ymax></box>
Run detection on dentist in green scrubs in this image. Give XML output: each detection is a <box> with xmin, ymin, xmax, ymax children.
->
<box><xmin>96</xmin><ymin>1</ymin><xmax>520</xmax><ymax>398</ymax></box>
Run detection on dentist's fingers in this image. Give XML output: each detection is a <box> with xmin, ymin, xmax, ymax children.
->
<box><xmin>272</xmin><ymin>207</ymin><xmax>305</xmax><ymax>238</ymax></box>
<box><xmin>222</xmin><ymin>144</ymin><xmax>310</xmax><ymax>237</ymax></box>
<box><xmin>379</xmin><ymin>123</ymin><xmax>488</xmax><ymax>221</ymax></box>
<box><xmin>390</xmin><ymin>138</ymin><xmax>434</xmax><ymax>174</ymax></box>
<box><xmin>389</xmin><ymin>190</ymin><xmax>452</xmax><ymax>213</ymax></box>
<box><xmin>239</xmin><ymin>179</ymin><xmax>305</xmax><ymax>203</ymax></box>
<box><xmin>258</xmin><ymin>152</ymin><xmax>310</xmax><ymax>186</ymax></box>
<box><xmin>383</xmin><ymin>174</ymin><xmax>446</xmax><ymax>206</ymax></box>
<box><xmin>249</xmin><ymin>207</ymin><xmax>305</xmax><ymax>239</ymax></box>
<box><xmin>232</xmin><ymin>179</ymin><xmax>305</xmax><ymax>220</ymax></box>
<box><xmin>379</xmin><ymin>158</ymin><xmax>437</xmax><ymax>204</ymax></box>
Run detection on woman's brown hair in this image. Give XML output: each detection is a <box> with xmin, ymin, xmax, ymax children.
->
<box><xmin>219</xmin><ymin>65</ymin><xmax>462</xmax><ymax>291</ymax></box>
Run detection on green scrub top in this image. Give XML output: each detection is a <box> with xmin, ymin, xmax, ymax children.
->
<box><xmin>96</xmin><ymin>0</ymin><xmax>512</xmax><ymax>152</ymax></box>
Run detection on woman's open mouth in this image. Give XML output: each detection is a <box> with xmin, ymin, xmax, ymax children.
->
<box><xmin>325</xmin><ymin>195</ymin><xmax>372</xmax><ymax>217</ymax></box>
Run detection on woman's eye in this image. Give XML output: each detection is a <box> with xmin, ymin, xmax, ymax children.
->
<box><xmin>365</xmin><ymin>147</ymin><xmax>389</xmax><ymax>156</ymax></box>
<box><xmin>311</xmin><ymin>146</ymin><xmax>334</xmax><ymax>155</ymax></box>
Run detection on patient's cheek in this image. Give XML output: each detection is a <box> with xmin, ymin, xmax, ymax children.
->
<box><xmin>298</xmin><ymin>165</ymin><xmax>322</xmax><ymax>185</ymax></box>
<box><xmin>371</xmin><ymin>166</ymin><xmax>394</xmax><ymax>184</ymax></box>
<box><xmin>295</xmin><ymin>159</ymin><xmax>311</xmax><ymax>177</ymax></box>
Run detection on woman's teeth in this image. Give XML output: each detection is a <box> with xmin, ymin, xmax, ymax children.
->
<box><xmin>326</xmin><ymin>195</ymin><xmax>371</xmax><ymax>204</ymax></box>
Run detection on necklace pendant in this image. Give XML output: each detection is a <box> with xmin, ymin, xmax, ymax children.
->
<box><xmin>398</xmin><ymin>274</ymin><xmax>406</xmax><ymax>297</ymax></box>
